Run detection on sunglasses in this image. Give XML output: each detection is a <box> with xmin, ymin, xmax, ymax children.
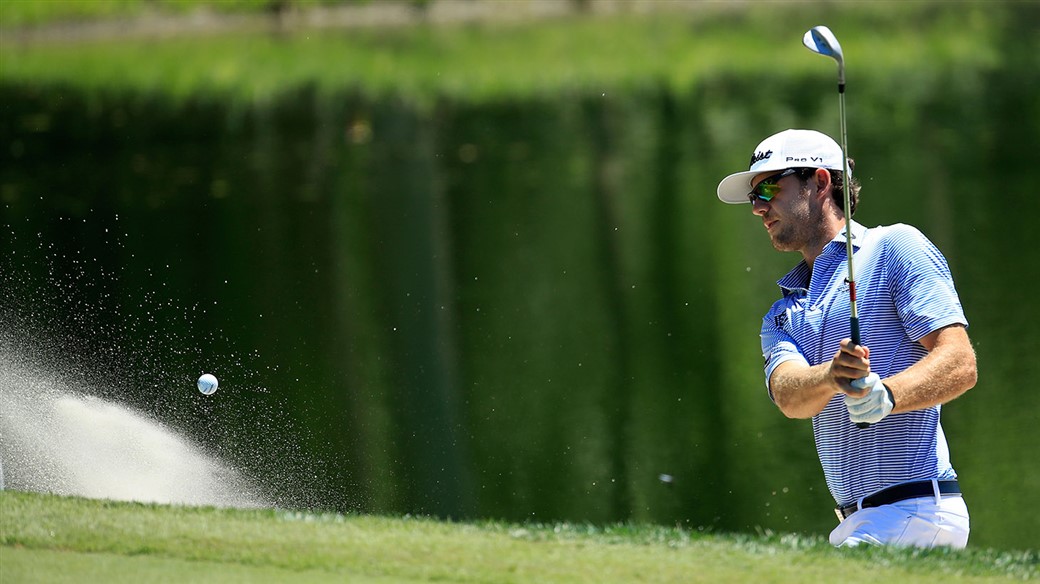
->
<box><xmin>747</xmin><ymin>168</ymin><xmax>808</xmax><ymax>204</ymax></box>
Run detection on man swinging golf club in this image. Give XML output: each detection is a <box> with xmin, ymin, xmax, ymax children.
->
<box><xmin>717</xmin><ymin>123</ymin><xmax>977</xmax><ymax>547</ymax></box>
<box><xmin>718</xmin><ymin>126</ymin><xmax>977</xmax><ymax>548</ymax></box>
<box><xmin>717</xmin><ymin>129</ymin><xmax>979</xmax><ymax>547</ymax></box>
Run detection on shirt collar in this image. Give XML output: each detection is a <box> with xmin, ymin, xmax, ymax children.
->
<box><xmin>776</xmin><ymin>220</ymin><xmax>867</xmax><ymax>295</ymax></box>
<box><xmin>835</xmin><ymin>219</ymin><xmax>867</xmax><ymax>248</ymax></box>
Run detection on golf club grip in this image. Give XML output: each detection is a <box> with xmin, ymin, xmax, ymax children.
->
<box><xmin>850</xmin><ymin>316</ymin><xmax>870</xmax><ymax>428</ymax></box>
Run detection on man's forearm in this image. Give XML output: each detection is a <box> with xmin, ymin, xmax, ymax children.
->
<box><xmin>884</xmin><ymin>325</ymin><xmax>977</xmax><ymax>413</ymax></box>
<box><xmin>770</xmin><ymin>338</ymin><xmax>872</xmax><ymax>419</ymax></box>
<box><xmin>770</xmin><ymin>361</ymin><xmax>841</xmax><ymax>419</ymax></box>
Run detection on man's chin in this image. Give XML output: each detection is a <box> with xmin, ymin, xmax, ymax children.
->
<box><xmin>769</xmin><ymin>236</ymin><xmax>797</xmax><ymax>253</ymax></box>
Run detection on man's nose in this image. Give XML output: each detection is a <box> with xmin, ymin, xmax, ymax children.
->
<box><xmin>751</xmin><ymin>198</ymin><xmax>768</xmax><ymax>216</ymax></box>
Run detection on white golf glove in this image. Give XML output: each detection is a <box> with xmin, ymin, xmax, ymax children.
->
<box><xmin>845</xmin><ymin>373</ymin><xmax>895</xmax><ymax>424</ymax></box>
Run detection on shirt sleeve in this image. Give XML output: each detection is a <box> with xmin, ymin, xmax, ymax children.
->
<box><xmin>884</xmin><ymin>224</ymin><xmax>968</xmax><ymax>342</ymax></box>
<box><xmin>761</xmin><ymin>302</ymin><xmax>810</xmax><ymax>402</ymax></box>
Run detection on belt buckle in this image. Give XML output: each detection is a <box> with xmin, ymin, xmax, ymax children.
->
<box><xmin>834</xmin><ymin>502</ymin><xmax>858</xmax><ymax>522</ymax></box>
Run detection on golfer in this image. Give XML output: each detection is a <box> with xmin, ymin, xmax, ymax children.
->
<box><xmin>716</xmin><ymin>129</ymin><xmax>977</xmax><ymax>548</ymax></box>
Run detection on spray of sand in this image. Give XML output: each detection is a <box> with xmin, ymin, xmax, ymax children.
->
<box><xmin>0</xmin><ymin>355</ymin><xmax>268</xmax><ymax>508</ymax></box>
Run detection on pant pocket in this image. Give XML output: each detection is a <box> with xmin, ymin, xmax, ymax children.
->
<box><xmin>893</xmin><ymin>498</ymin><xmax>969</xmax><ymax>549</ymax></box>
<box><xmin>894</xmin><ymin>515</ymin><xmax>943</xmax><ymax>548</ymax></box>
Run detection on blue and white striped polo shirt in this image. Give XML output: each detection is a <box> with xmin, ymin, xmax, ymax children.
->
<box><xmin>761</xmin><ymin>220</ymin><xmax>967</xmax><ymax>506</ymax></box>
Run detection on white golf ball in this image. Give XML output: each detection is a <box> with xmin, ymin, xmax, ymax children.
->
<box><xmin>197</xmin><ymin>373</ymin><xmax>219</xmax><ymax>395</ymax></box>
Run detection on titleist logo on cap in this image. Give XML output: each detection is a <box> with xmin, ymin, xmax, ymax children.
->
<box><xmin>749</xmin><ymin>150</ymin><xmax>772</xmax><ymax>166</ymax></box>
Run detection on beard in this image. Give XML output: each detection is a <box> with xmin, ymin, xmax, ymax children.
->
<box><xmin>768</xmin><ymin>187</ymin><xmax>826</xmax><ymax>253</ymax></box>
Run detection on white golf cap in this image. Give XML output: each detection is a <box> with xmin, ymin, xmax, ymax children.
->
<box><xmin>716</xmin><ymin>129</ymin><xmax>847</xmax><ymax>204</ymax></box>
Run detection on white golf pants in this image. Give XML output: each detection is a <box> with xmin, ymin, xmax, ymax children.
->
<box><xmin>829</xmin><ymin>494</ymin><xmax>969</xmax><ymax>549</ymax></box>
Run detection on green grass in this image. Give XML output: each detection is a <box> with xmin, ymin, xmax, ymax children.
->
<box><xmin>0</xmin><ymin>0</ymin><xmax>347</xmax><ymax>28</ymax></box>
<box><xmin>1</xmin><ymin>0</ymin><xmax>157</xmax><ymax>27</ymax></box>
<box><xmin>1</xmin><ymin>491</ymin><xmax>1035</xmax><ymax>583</ymax></box>
<box><xmin>0</xmin><ymin>2</ymin><xmax>1008</xmax><ymax>107</ymax></box>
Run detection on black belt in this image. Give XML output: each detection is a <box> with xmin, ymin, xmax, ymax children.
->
<box><xmin>835</xmin><ymin>479</ymin><xmax>961</xmax><ymax>521</ymax></box>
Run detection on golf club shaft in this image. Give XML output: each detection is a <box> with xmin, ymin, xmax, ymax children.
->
<box><xmin>836</xmin><ymin>47</ymin><xmax>868</xmax><ymax>429</ymax></box>
<box><xmin>838</xmin><ymin>87</ymin><xmax>860</xmax><ymax>347</ymax></box>
<box><xmin>804</xmin><ymin>25</ymin><xmax>869</xmax><ymax>427</ymax></box>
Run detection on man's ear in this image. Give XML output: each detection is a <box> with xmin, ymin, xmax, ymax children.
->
<box><xmin>814</xmin><ymin>168</ymin><xmax>832</xmax><ymax>197</ymax></box>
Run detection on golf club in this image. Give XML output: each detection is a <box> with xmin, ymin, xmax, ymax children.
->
<box><xmin>803</xmin><ymin>26</ymin><xmax>869</xmax><ymax>428</ymax></box>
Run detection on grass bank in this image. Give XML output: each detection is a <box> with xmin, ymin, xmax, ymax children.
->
<box><xmin>0</xmin><ymin>1</ymin><xmax>1012</xmax><ymax>106</ymax></box>
<box><xmin>1</xmin><ymin>491</ymin><xmax>1035</xmax><ymax>583</ymax></box>
<box><xmin>0</xmin><ymin>0</ymin><xmax>316</xmax><ymax>28</ymax></box>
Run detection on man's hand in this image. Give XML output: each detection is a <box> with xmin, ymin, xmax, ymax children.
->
<box><xmin>829</xmin><ymin>339</ymin><xmax>871</xmax><ymax>394</ymax></box>
<box><xmin>845</xmin><ymin>373</ymin><xmax>895</xmax><ymax>424</ymax></box>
